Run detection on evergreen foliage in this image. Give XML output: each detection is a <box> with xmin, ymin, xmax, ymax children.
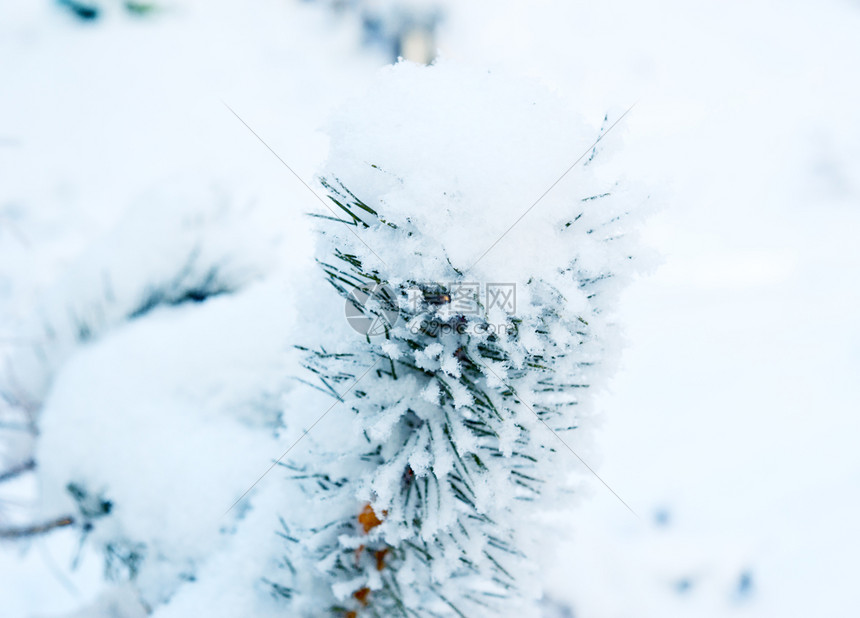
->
<box><xmin>280</xmin><ymin>153</ymin><xmax>641</xmax><ymax>616</ymax></box>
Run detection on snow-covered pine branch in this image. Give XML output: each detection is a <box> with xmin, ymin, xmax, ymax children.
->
<box><xmin>275</xmin><ymin>61</ymin><xmax>648</xmax><ymax>617</ymax></box>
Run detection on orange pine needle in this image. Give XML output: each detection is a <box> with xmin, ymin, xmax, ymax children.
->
<box><xmin>353</xmin><ymin>587</ymin><xmax>371</xmax><ymax>606</ymax></box>
<box><xmin>358</xmin><ymin>503</ymin><xmax>384</xmax><ymax>533</ymax></box>
<box><xmin>374</xmin><ymin>548</ymin><xmax>388</xmax><ymax>571</ymax></box>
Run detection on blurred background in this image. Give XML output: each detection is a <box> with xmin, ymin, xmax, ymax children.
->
<box><xmin>1</xmin><ymin>0</ymin><xmax>859</xmax><ymax>616</ymax></box>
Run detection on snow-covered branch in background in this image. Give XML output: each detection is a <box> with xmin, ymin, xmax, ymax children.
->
<box><xmin>0</xmin><ymin>180</ymin><xmax>294</xmax><ymax>613</ymax></box>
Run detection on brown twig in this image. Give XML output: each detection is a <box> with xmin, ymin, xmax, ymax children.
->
<box><xmin>0</xmin><ymin>515</ymin><xmax>75</xmax><ymax>540</ymax></box>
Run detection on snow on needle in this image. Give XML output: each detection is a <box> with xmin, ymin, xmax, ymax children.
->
<box><xmin>223</xmin><ymin>358</ymin><xmax>383</xmax><ymax>516</ymax></box>
<box><xmin>476</xmin><ymin>357</ymin><xmax>640</xmax><ymax>520</ymax></box>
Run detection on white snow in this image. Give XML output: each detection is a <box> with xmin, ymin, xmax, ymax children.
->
<box><xmin>2</xmin><ymin>0</ymin><xmax>859</xmax><ymax>616</ymax></box>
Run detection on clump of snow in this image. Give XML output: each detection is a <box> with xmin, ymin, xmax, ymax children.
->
<box><xmin>323</xmin><ymin>61</ymin><xmax>644</xmax><ymax>286</ymax></box>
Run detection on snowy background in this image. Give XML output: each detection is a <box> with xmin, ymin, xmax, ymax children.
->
<box><xmin>2</xmin><ymin>0</ymin><xmax>859</xmax><ymax>616</ymax></box>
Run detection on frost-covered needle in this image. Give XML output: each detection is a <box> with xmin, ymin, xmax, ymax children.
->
<box><xmin>223</xmin><ymin>358</ymin><xmax>382</xmax><ymax>516</ymax></box>
<box><xmin>477</xmin><ymin>357</ymin><xmax>640</xmax><ymax>520</ymax></box>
